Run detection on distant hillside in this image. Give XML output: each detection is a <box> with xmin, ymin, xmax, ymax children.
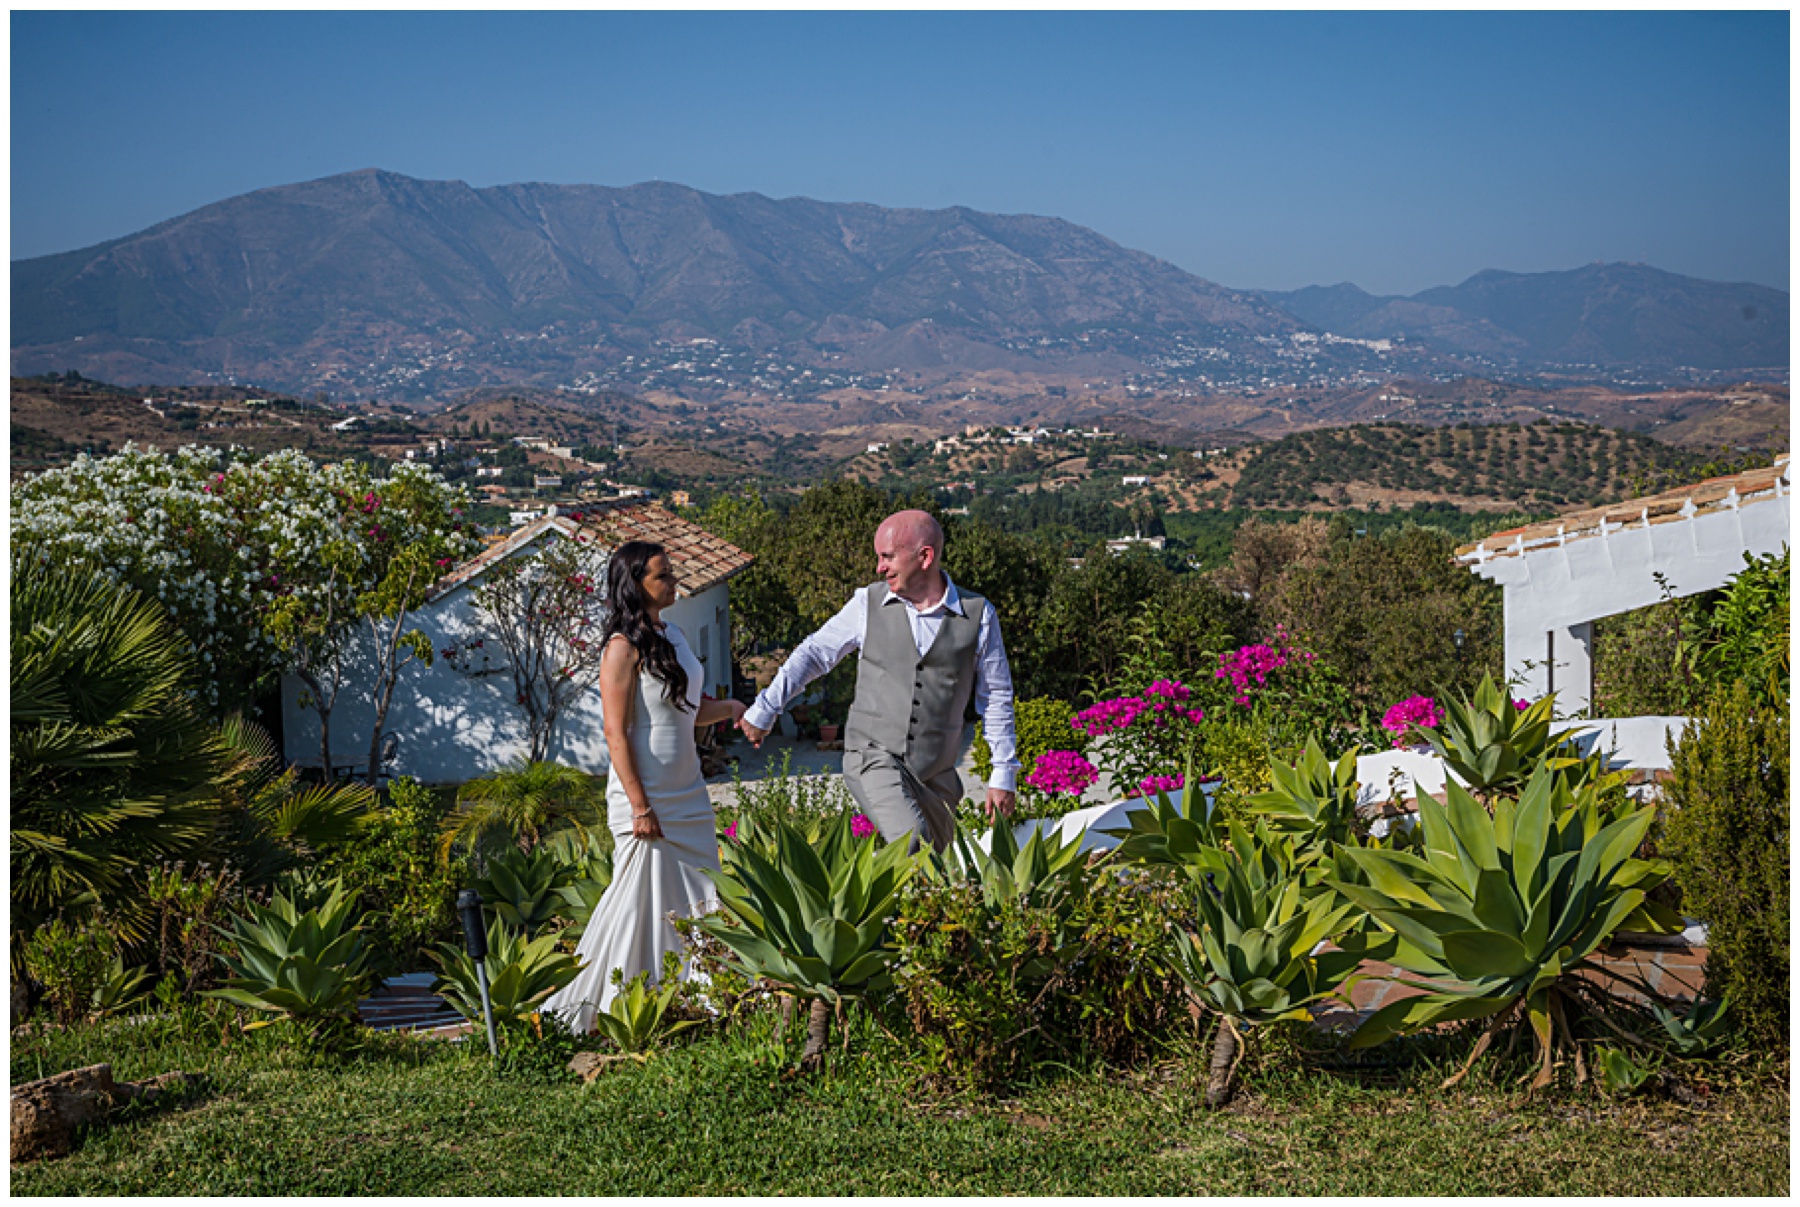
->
<box><xmin>1260</xmin><ymin>264</ymin><xmax>1788</xmax><ymax>370</ymax></box>
<box><xmin>1225</xmin><ymin>420</ymin><xmax>1718</xmax><ymax>511</ymax></box>
<box><xmin>11</xmin><ymin>169</ymin><xmax>1306</xmax><ymax>399</ymax></box>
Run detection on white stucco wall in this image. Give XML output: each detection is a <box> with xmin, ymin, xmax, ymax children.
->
<box><xmin>1468</xmin><ymin>495</ymin><xmax>1789</xmax><ymax>716</ymax></box>
<box><xmin>282</xmin><ymin>542</ymin><xmax>733</xmax><ymax>784</ymax></box>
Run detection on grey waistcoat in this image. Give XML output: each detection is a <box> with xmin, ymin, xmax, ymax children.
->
<box><xmin>844</xmin><ymin>581</ymin><xmax>986</xmax><ymax>781</ymax></box>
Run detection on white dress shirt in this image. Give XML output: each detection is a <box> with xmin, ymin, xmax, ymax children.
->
<box><xmin>744</xmin><ymin>574</ymin><xmax>1019</xmax><ymax>792</ymax></box>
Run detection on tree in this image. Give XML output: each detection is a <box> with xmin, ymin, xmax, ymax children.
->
<box><xmin>767</xmin><ymin>479</ymin><xmax>935</xmax><ymax>630</ymax></box>
<box><xmin>1266</xmin><ymin>524</ymin><xmax>1502</xmax><ymax>711</ymax></box>
<box><xmin>694</xmin><ymin>489</ymin><xmax>802</xmax><ymax>657</ymax></box>
<box><xmin>459</xmin><ymin>533</ymin><xmax>610</xmax><ymax>763</ymax></box>
<box><xmin>355</xmin><ymin>463</ymin><xmax>480</xmax><ymax>787</ymax></box>
<box><xmin>1033</xmin><ymin>543</ymin><xmax>1175</xmax><ymax>701</ymax></box>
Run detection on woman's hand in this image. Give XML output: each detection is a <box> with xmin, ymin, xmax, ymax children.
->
<box><xmin>723</xmin><ymin>699</ymin><xmax>747</xmax><ymax>728</ymax></box>
<box><xmin>632</xmin><ymin>807</ymin><xmax>664</xmax><ymax>840</ymax></box>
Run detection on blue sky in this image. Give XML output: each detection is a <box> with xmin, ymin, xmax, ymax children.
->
<box><xmin>10</xmin><ymin>10</ymin><xmax>1789</xmax><ymax>295</ymax></box>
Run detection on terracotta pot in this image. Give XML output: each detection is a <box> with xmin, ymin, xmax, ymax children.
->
<box><xmin>818</xmin><ymin>724</ymin><xmax>841</xmax><ymax>743</ymax></box>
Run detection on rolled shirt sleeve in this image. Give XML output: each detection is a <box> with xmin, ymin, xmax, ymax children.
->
<box><xmin>972</xmin><ymin>601</ymin><xmax>1020</xmax><ymax>793</ymax></box>
<box><xmin>743</xmin><ymin>589</ymin><xmax>868</xmax><ymax>733</ymax></box>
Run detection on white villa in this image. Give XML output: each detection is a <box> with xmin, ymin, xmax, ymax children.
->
<box><xmin>280</xmin><ymin>501</ymin><xmax>754</xmax><ymax>783</ymax></box>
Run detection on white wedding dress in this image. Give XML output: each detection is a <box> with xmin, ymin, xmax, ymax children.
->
<box><xmin>545</xmin><ymin>623</ymin><xmax>720</xmax><ymax>1032</ymax></box>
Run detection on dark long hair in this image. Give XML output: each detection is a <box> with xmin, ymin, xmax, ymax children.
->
<box><xmin>602</xmin><ymin>541</ymin><xmax>691</xmax><ymax>711</ymax></box>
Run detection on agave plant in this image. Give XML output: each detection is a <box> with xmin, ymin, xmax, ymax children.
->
<box><xmin>698</xmin><ymin>815</ymin><xmax>917</xmax><ymax>1071</ymax></box>
<box><xmin>1102</xmin><ymin>759</ymin><xmax>1229</xmax><ymax>880</ymax></box>
<box><xmin>1243</xmin><ymin>737</ymin><xmax>1365</xmax><ymax>848</ymax></box>
<box><xmin>208</xmin><ymin>882</ymin><xmax>374</xmax><ymax>1029</ymax></box>
<box><xmin>1651</xmin><ymin>995</ymin><xmax>1733</xmax><ymax>1058</ymax></box>
<box><xmin>1163</xmin><ymin>819</ymin><xmax>1390</xmax><ymax>1108</ymax></box>
<box><xmin>471</xmin><ymin>844</ymin><xmax>578</xmax><ymax>936</ymax></box>
<box><xmin>90</xmin><ymin>956</ymin><xmax>155</xmax><ymax>1018</ymax></box>
<box><xmin>1595</xmin><ymin>1044</ymin><xmax>1659</xmax><ymax>1096</ymax></box>
<box><xmin>591</xmin><ymin>965</ymin><xmax>703</xmax><ymax>1055</ymax></box>
<box><xmin>543</xmin><ymin>830</ymin><xmax>616</xmax><ymax>941</ymax></box>
<box><xmin>429</xmin><ymin>916</ymin><xmax>583</xmax><ymax>1027</ymax></box>
<box><xmin>943</xmin><ymin>817</ymin><xmax>1100</xmax><ymax>912</ymax></box>
<box><xmin>1411</xmin><ymin>673</ymin><xmax>1583</xmax><ymax>800</ymax></box>
<box><xmin>1327</xmin><ymin>765</ymin><xmax>1681</xmax><ymax>1089</ymax></box>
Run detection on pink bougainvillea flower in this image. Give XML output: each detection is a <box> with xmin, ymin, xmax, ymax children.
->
<box><xmin>1025</xmin><ymin>749</ymin><xmax>1100</xmax><ymax>797</ymax></box>
<box><xmin>1381</xmin><ymin>694</ymin><xmax>1442</xmax><ymax>747</ymax></box>
<box><xmin>850</xmin><ymin>813</ymin><xmax>877</xmax><ymax>839</ymax></box>
<box><xmin>1138</xmin><ymin>772</ymin><xmax>1185</xmax><ymax>797</ymax></box>
<box><xmin>723</xmin><ymin>821</ymin><xmax>738</xmax><ymax>841</ymax></box>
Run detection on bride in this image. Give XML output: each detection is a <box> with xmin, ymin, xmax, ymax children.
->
<box><xmin>545</xmin><ymin>540</ymin><xmax>745</xmax><ymax>1032</ymax></box>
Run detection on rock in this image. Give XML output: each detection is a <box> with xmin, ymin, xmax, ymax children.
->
<box><xmin>567</xmin><ymin>1051</ymin><xmax>639</xmax><ymax>1082</ymax></box>
<box><xmin>11</xmin><ymin>1064</ymin><xmax>208</xmax><ymax>1162</ymax></box>
<box><xmin>11</xmin><ymin>1064</ymin><xmax>124</xmax><ymax>1161</ymax></box>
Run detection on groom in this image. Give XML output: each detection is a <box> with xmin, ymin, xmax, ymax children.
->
<box><xmin>737</xmin><ymin>509</ymin><xmax>1017</xmax><ymax>853</ymax></box>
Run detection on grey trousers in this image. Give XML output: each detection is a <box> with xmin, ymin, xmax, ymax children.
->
<box><xmin>842</xmin><ymin>749</ymin><xmax>962</xmax><ymax>854</ymax></box>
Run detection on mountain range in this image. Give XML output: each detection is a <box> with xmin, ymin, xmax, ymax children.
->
<box><xmin>1257</xmin><ymin>264</ymin><xmax>1787</xmax><ymax>371</ymax></box>
<box><xmin>11</xmin><ymin>169</ymin><xmax>1787</xmax><ymax>400</ymax></box>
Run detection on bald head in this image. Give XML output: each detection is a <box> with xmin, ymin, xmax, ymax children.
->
<box><xmin>877</xmin><ymin>509</ymin><xmax>944</xmax><ymax>558</ymax></box>
<box><xmin>874</xmin><ymin>509</ymin><xmax>947</xmax><ymax>606</ymax></box>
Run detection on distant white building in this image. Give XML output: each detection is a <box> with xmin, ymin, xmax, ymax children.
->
<box><xmin>866</xmin><ymin>442</ymin><xmax>889</xmax><ymax>454</ymax></box>
<box><xmin>330</xmin><ymin>416</ymin><xmax>361</xmax><ymax>432</ymax></box>
<box><xmin>1122</xmin><ymin>475</ymin><xmax>1149</xmax><ymax>487</ymax></box>
<box><xmin>1106</xmin><ymin>535</ymin><xmax>1166</xmax><ymax>554</ymax></box>
<box><xmin>534</xmin><ymin>474</ymin><xmax>563</xmax><ymax>490</ymax></box>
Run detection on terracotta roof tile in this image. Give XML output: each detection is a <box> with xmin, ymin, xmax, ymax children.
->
<box><xmin>428</xmin><ymin>500</ymin><xmax>755</xmax><ymax>603</ymax></box>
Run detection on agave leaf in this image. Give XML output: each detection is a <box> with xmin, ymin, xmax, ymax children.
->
<box><xmin>1348</xmin><ymin>990</ymin><xmax>1512</xmax><ymax>1050</ymax></box>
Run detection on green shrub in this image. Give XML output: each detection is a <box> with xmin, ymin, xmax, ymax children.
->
<box><xmin>1593</xmin><ymin>596</ymin><xmax>1700</xmax><ymax>717</ymax></box>
<box><xmin>316</xmin><ymin>776</ymin><xmax>466</xmax><ymax>975</ymax></box>
<box><xmin>890</xmin><ymin>829</ymin><xmax>1187</xmax><ymax>1091</ymax></box>
<box><xmin>22</xmin><ymin>917</ymin><xmax>117</xmax><ymax>1026</ymax></box>
<box><xmin>719</xmin><ymin>748</ymin><xmax>857</xmax><ymax>835</ymax></box>
<box><xmin>1661</xmin><ymin>682</ymin><xmax>1789</xmax><ymax>1048</ymax></box>
<box><xmin>145</xmin><ymin>862</ymin><xmax>245</xmax><ymax>996</ymax></box>
<box><xmin>1683</xmin><ymin>549</ymin><xmax>1789</xmax><ymax>705</ymax></box>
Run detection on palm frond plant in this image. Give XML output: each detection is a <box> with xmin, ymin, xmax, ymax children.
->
<box><xmin>1169</xmin><ymin>820</ymin><xmax>1389</xmax><ymax>1108</ymax></box>
<box><xmin>212</xmin><ymin>713</ymin><xmax>376</xmax><ymax>885</ymax></box>
<box><xmin>1327</xmin><ymin>765</ymin><xmax>1682</xmax><ymax>1090</ymax></box>
<box><xmin>428</xmin><ymin>916</ymin><xmax>582</xmax><ymax>1027</ymax></box>
<box><xmin>438</xmin><ymin>758</ymin><xmax>602</xmax><ymax>859</ymax></box>
<box><xmin>470</xmin><ymin>844</ymin><xmax>578</xmax><ymax>936</ymax></box>
<box><xmin>11</xmin><ymin>559</ymin><xmax>228</xmax><ymax>952</ymax></box>
<box><xmin>1411</xmin><ymin>673</ymin><xmax>1584</xmax><ymax>802</ymax></box>
<box><xmin>208</xmin><ymin>881</ymin><xmax>374</xmax><ymax>1034</ymax></box>
<box><xmin>698</xmin><ymin>817</ymin><xmax>918</xmax><ymax>1071</ymax></box>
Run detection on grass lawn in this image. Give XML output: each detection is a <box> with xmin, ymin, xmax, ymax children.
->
<box><xmin>11</xmin><ymin>1006</ymin><xmax>1788</xmax><ymax>1196</ymax></box>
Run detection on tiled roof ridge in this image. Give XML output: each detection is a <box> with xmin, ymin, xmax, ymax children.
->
<box><xmin>1456</xmin><ymin>453</ymin><xmax>1790</xmax><ymax>564</ymax></box>
<box><xmin>427</xmin><ymin>501</ymin><xmax>754</xmax><ymax>602</ymax></box>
